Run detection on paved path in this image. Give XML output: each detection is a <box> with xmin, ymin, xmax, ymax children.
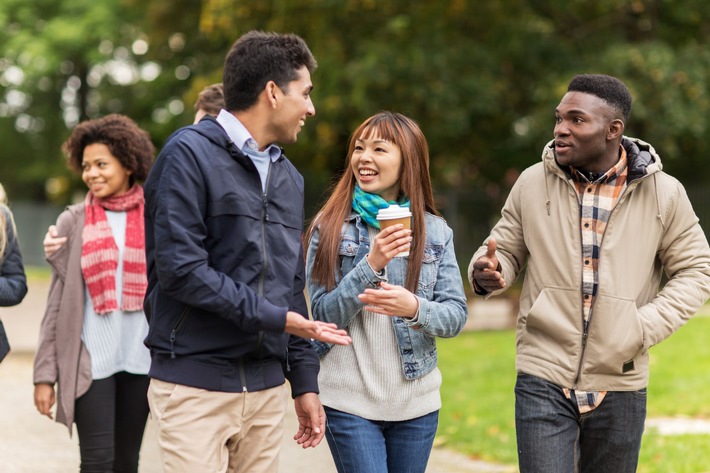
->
<box><xmin>0</xmin><ymin>280</ymin><xmax>516</xmax><ymax>472</ymax></box>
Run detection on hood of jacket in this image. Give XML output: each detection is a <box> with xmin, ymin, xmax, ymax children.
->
<box><xmin>541</xmin><ymin>135</ymin><xmax>662</xmax><ymax>182</ymax></box>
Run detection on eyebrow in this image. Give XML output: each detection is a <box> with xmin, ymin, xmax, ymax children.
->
<box><xmin>556</xmin><ymin>107</ymin><xmax>590</xmax><ymax>116</ymax></box>
<box><xmin>355</xmin><ymin>138</ymin><xmax>390</xmax><ymax>145</ymax></box>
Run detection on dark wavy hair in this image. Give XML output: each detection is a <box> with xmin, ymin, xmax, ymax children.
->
<box><xmin>567</xmin><ymin>74</ymin><xmax>632</xmax><ymax>123</ymax></box>
<box><xmin>223</xmin><ymin>30</ymin><xmax>317</xmax><ymax>112</ymax></box>
<box><xmin>62</xmin><ymin>114</ymin><xmax>154</xmax><ymax>182</ymax></box>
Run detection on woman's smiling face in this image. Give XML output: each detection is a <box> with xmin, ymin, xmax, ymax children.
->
<box><xmin>81</xmin><ymin>143</ymin><xmax>133</xmax><ymax>198</ymax></box>
<box><xmin>350</xmin><ymin>133</ymin><xmax>402</xmax><ymax>201</ymax></box>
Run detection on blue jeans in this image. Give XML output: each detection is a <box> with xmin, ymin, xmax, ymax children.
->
<box><xmin>324</xmin><ymin>406</ymin><xmax>438</xmax><ymax>473</ymax></box>
<box><xmin>515</xmin><ymin>373</ymin><xmax>646</xmax><ymax>473</ymax></box>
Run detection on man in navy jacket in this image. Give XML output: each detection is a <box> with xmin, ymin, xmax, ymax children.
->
<box><xmin>143</xmin><ymin>31</ymin><xmax>351</xmax><ymax>472</ymax></box>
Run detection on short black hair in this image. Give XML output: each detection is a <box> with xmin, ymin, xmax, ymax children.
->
<box><xmin>223</xmin><ymin>31</ymin><xmax>317</xmax><ymax>112</ymax></box>
<box><xmin>567</xmin><ymin>74</ymin><xmax>632</xmax><ymax>123</ymax></box>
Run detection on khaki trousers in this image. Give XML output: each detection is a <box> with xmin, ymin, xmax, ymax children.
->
<box><xmin>148</xmin><ymin>378</ymin><xmax>288</xmax><ymax>473</ymax></box>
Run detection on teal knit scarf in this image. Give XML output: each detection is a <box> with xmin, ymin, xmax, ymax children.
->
<box><xmin>351</xmin><ymin>185</ymin><xmax>410</xmax><ymax>229</ymax></box>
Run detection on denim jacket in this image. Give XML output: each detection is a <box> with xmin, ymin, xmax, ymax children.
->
<box><xmin>306</xmin><ymin>211</ymin><xmax>468</xmax><ymax>379</ymax></box>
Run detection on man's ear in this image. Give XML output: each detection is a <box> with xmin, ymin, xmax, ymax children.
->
<box><xmin>264</xmin><ymin>80</ymin><xmax>280</xmax><ymax>109</ymax></box>
<box><xmin>608</xmin><ymin>118</ymin><xmax>624</xmax><ymax>140</ymax></box>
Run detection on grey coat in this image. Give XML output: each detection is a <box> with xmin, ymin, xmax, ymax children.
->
<box><xmin>33</xmin><ymin>204</ymin><xmax>92</xmax><ymax>433</ymax></box>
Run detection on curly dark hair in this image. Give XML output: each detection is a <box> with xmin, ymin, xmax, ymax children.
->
<box><xmin>223</xmin><ymin>30</ymin><xmax>317</xmax><ymax>112</ymax></box>
<box><xmin>567</xmin><ymin>74</ymin><xmax>632</xmax><ymax>123</ymax></box>
<box><xmin>62</xmin><ymin>114</ymin><xmax>155</xmax><ymax>181</ymax></box>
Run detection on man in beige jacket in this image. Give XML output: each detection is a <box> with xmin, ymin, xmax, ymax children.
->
<box><xmin>469</xmin><ymin>74</ymin><xmax>710</xmax><ymax>472</ymax></box>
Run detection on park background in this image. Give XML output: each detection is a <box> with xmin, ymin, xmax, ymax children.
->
<box><xmin>2</xmin><ymin>1</ymin><xmax>710</xmax><ymax>471</ymax></box>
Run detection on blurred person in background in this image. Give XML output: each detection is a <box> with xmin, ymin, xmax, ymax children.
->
<box><xmin>193</xmin><ymin>82</ymin><xmax>225</xmax><ymax>124</ymax></box>
<box><xmin>33</xmin><ymin>114</ymin><xmax>155</xmax><ymax>473</ymax></box>
<box><xmin>42</xmin><ymin>83</ymin><xmax>226</xmax><ymax>253</ymax></box>
<box><xmin>0</xmin><ymin>182</ymin><xmax>28</xmax><ymax>362</ymax></box>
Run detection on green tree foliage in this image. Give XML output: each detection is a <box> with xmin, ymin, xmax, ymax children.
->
<box><xmin>195</xmin><ymin>0</ymin><xmax>710</xmax><ymax>202</ymax></box>
<box><xmin>0</xmin><ymin>0</ymin><xmax>218</xmax><ymax>202</ymax></box>
<box><xmin>2</xmin><ymin>0</ymin><xmax>710</xmax><ymax>206</ymax></box>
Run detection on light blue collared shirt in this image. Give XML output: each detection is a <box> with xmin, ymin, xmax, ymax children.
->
<box><xmin>216</xmin><ymin>109</ymin><xmax>282</xmax><ymax>191</ymax></box>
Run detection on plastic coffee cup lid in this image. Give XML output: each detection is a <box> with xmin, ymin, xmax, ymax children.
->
<box><xmin>376</xmin><ymin>204</ymin><xmax>412</xmax><ymax>220</ymax></box>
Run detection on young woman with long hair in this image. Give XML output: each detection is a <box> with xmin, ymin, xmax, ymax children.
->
<box><xmin>305</xmin><ymin>111</ymin><xmax>468</xmax><ymax>473</ymax></box>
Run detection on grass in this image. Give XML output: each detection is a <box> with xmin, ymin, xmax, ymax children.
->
<box><xmin>25</xmin><ymin>265</ymin><xmax>51</xmax><ymax>281</ymax></box>
<box><xmin>436</xmin><ymin>316</ymin><xmax>710</xmax><ymax>472</ymax></box>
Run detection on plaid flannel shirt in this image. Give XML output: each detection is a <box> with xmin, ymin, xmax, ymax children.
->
<box><xmin>563</xmin><ymin>146</ymin><xmax>628</xmax><ymax>413</ymax></box>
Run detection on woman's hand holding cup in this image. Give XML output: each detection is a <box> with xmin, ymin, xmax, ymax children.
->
<box><xmin>366</xmin><ymin>224</ymin><xmax>412</xmax><ymax>272</ymax></box>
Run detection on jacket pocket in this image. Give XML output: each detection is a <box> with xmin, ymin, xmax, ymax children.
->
<box><xmin>169</xmin><ymin>305</ymin><xmax>192</xmax><ymax>359</ymax></box>
<box><xmin>407</xmin><ymin>329</ymin><xmax>438</xmax><ymax>379</ymax></box>
<box><xmin>519</xmin><ymin>286</ymin><xmax>582</xmax><ymax>374</ymax></box>
<box><xmin>416</xmin><ymin>244</ymin><xmax>443</xmax><ymax>299</ymax></box>
<box><xmin>338</xmin><ymin>235</ymin><xmax>360</xmax><ymax>276</ymax></box>
<box><xmin>583</xmin><ymin>294</ymin><xmax>644</xmax><ymax>376</ymax></box>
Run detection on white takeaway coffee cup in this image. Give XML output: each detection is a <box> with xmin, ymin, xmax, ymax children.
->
<box><xmin>376</xmin><ymin>205</ymin><xmax>412</xmax><ymax>257</ymax></box>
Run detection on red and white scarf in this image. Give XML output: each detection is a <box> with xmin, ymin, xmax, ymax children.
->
<box><xmin>80</xmin><ymin>185</ymin><xmax>147</xmax><ymax>315</ymax></box>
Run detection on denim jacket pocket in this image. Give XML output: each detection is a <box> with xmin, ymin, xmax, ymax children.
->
<box><xmin>338</xmin><ymin>235</ymin><xmax>360</xmax><ymax>276</ymax></box>
<box><xmin>394</xmin><ymin>323</ymin><xmax>438</xmax><ymax>380</ymax></box>
<box><xmin>416</xmin><ymin>243</ymin><xmax>444</xmax><ymax>299</ymax></box>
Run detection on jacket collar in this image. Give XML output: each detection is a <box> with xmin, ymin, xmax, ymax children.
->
<box><xmin>542</xmin><ymin>135</ymin><xmax>662</xmax><ymax>183</ymax></box>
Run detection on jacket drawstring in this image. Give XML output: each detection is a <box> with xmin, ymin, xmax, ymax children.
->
<box><xmin>544</xmin><ymin>155</ymin><xmax>551</xmax><ymax>216</ymax></box>
<box><xmin>653</xmin><ymin>173</ymin><xmax>665</xmax><ymax>229</ymax></box>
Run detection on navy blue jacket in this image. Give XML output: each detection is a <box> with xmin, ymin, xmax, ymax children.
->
<box><xmin>0</xmin><ymin>206</ymin><xmax>27</xmax><ymax>306</ymax></box>
<box><xmin>143</xmin><ymin>116</ymin><xmax>319</xmax><ymax>397</ymax></box>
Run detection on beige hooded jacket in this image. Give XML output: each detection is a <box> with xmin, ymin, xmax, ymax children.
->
<box><xmin>469</xmin><ymin>137</ymin><xmax>710</xmax><ymax>391</ymax></box>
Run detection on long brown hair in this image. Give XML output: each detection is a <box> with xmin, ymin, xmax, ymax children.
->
<box><xmin>306</xmin><ymin>111</ymin><xmax>439</xmax><ymax>292</ymax></box>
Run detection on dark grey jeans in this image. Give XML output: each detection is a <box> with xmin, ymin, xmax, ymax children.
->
<box><xmin>74</xmin><ymin>371</ymin><xmax>150</xmax><ymax>473</ymax></box>
<box><xmin>515</xmin><ymin>372</ymin><xmax>646</xmax><ymax>473</ymax></box>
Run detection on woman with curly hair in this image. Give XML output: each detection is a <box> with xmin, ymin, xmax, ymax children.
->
<box><xmin>33</xmin><ymin>114</ymin><xmax>154</xmax><ymax>473</ymax></box>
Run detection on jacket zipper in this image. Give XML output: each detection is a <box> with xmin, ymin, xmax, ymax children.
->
<box><xmin>238</xmin><ymin>359</ymin><xmax>248</xmax><ymax>392</ymax></box>
<box><xmin>572</xmin><ymin>179</ymin><xmax>640</xmax><ymax>387</ymax></box>
<box><xmin>253</xmin><ymin>160</ymin><xmax>273</xmax><ymax>356</ymax></box>
<box><xmin>169</xmin><ymin>305</ymin><xmax>192</xmax><ymax>359</ymax></box>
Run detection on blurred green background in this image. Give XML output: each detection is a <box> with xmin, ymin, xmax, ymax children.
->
<box><xmin>4</xmin><ymin>2</ymin><xmax>710</xmax><ymax>470</ymax></box>
<box><xmin>3</xmin><ymin>0</ymin><xmax>710</xmax><ymax>269</ymax></box>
